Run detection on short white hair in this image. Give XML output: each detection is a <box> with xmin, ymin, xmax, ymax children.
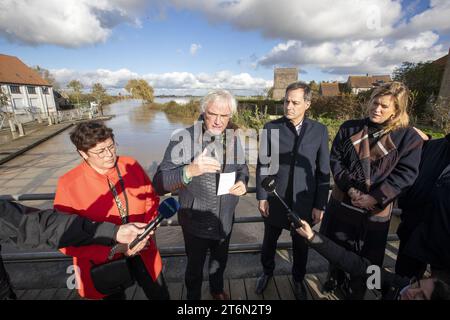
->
<box><xmin>200</xmin><ymin>90</ymin><xmax>237</xmax><ymax>115</ymax></box>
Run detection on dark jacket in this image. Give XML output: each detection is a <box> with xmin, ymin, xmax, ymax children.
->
<box><xmin>0</xmin><ymin>200</ymin><xmax>118</xmax><ymax>248</ymax></box>
<box><xmin>153</xmin><ymin>121</ymin><xmax>249</xmax><ymax>240</ymax></box>
<box><xmin>256</xmin><ymin>117</ymin><xmax>330</xmax><ymax>228</ymax></box>
<box><xmin>308</xmin><ymin>232</ymin><xmax>409</xmax><ymax>299</ymax></box>
<box><xmin>401</xmin><ymin>134</ymin><xmax>450</xmax><ymax>269</ymax></box>
<box><xmin>398</xmin><ymin>134</ymin><xmax>450</xmax><ymax>241</ymax></box>
<box><xmin>330</xmin><ymin>119</ymin><xmax>423</xmax><ymax>209</ymax></box>
<box><xmin>0</xmin><ymin>200</ymin><xmax>119</xmax><ymax>300</ymax></box>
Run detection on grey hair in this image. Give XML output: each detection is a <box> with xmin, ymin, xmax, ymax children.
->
<box><xmin>285</xmin><ymin>81</ymin><xmax>312</xmax><ymax>102</ymax></box>
<box><xmin>200</xmin><ymin>89</ymin><xmax>237</xmax><ymax>115</ymax></box>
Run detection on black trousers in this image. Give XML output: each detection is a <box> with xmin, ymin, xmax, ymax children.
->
<box><xmin>324</xmin><ymin>206</ymin><xmax>391</xmax><ymax>299</ymax></box>
<box><xmin>261</xmin><ymin>221</ymin><xmax>309</xmax><ymax>282</ymax></box>
<box><xmin>182</xmin><ymin>229</ymin><xmax>231</xmax><ymax>300</ymax></box>
<box><xmin>104</xmin><ymin>255</ymin><xmax>170</xmax><ymax>300</ymax></box>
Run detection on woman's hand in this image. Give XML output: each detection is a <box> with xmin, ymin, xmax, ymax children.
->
<box><xmin>351</xmin><ymin>194</ymin><xmax>377</xmax><ymax>211</ymax></box>
<box><xmin>115</xmin><ymin>234</ymin><xmax>151</xmax><ymax>257</ymax></box>
<box><xmin>348</xmin><ymin>187</ymin><xmax>363</xmax><ymax>201</ymax></box>
<box><xmin>295</xmin><ymin>219</ymin><xmax>314</xmax><ymax>240</ymax></box>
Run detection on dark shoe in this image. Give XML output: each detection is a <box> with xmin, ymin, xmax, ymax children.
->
<box><xmin>211</xmin><ymin>292</ymin><xmax>230</xmax><ymax>300</ymax></box>
<box><xmin>293</xmin><ymin>280</ymin><xmax>308</xmax><ymax>300</ymax></box>
<box><xmin>255</xmin><ymin>273</ymin><xmax>272</xmax><ymax>295</ymax></box>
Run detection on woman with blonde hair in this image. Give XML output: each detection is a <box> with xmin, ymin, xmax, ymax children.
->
<box><xmin>320</xmin><ymin>81</ymin><xmax>424</xmax><ymax>299</ymax></box>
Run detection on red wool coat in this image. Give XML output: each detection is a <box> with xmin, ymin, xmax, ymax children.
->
<box><xmin>54</xmin><ymin>156</ymin><xmax>162</xmax><ymax>299</ymax></box>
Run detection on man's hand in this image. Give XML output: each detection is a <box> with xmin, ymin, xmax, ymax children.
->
<box><xmin>115</xmin><ymin>222</ymin><xmax>147</xmax><ymax>244</ymax></box>
<box><xmin>229</xmin><ymin>181</ymin><xmax>246</xmax><ymax>196</ymax></box>
<box><xmin>258</xmin><ymin>200</ymin><xmax>270</xmax><ymax>218</ymax></box>
<box><xmin>311</xmin><ymin>208</ymin><xmax>324</xmax><ymax>225</ymax></box>
<box><xmin>352</xmin><ymin>194</ymin><xmax>377</xmax><ymax>211</ymax></box>
<box><xmin>296</xmin><ymin>219</ymin><xmax>314</xmax><ymax>241</ymax></box>
<box><xmin>185</xmin><ymin>148</ymin><xmax>221</xmax><ymax>178</ymax></box>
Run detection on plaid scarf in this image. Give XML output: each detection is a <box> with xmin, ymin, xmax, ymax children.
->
<box><xmin>341</xmin><ymin>124</ymin><xmax>397</xmax><ymax>193</ymax></box>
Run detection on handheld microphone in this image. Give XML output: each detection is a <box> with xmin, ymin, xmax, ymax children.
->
<box><xmin>261</xmin><ymin>176</ymin><xmax>302</xmax><ymax>229</ymax></box>
<box><xmin>129</xmin><ymin>197</ymin><xmax>180</xmax><ymax>249</ymax></box>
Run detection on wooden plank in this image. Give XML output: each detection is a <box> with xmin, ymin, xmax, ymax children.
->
<box><xmin>244</xmin><ymin>277</ymin><xmax>263</xmax><ymax>300</ymax></box>
<box><xmin>181</xmin><ymin>283</ymin><xmax>187</xmax><ymax>300</ymax></box>
<box><xmin>19</xmin><ymin>289</ymin><xmax>41</xmax><ymax>300</ymax></box>
<box><xmin>364</xmin><ymin>289</ymin><xmax>380</xmax><ymax>300</ymax></box>
<box><xmin>304</xmin><ymin>274</ymin><xmax>330</xmax><ymax>300</ymax></box>
<box><xmin>53</xmin><ymin>288</ymin><xmax>73</xmax><ymax>300</ymax></box>
<box><xmin>276</xmin><ymin>275</ymin><xmax>296</xmax><ymax>300</ymax></box>
<box><xmin>384</xmin><ymin>247</ymin><xmax>398</xmax><ymax>263</ymax></box>
<box><xmin>133</xmin><ymin>286</ymin><xmax>148</xmax><ymax>300</ymax></box>
<box><xmin>224</xmin><ymin>280</ymin><xmax>230</xmax><ymax>299</ymax></box>
<box><xmin>167</xmin><ymin>282</ymin><xmax>183</xmax><ymax>300</ymax></box>
<box><xmin>201</xmin><ymin>280</ymin><xmax>212</xmax><ymax>300</ymax></box>
<box><xmin>67</xmin><ymin>290</ymin><xmax>82</xmax><ymax>300</ymax></box>
<box><xmin>262</xmin><ymin>276</ymin><xmax>279</xmax><ymax>300</ymax></box>
<box><xmin>229</xmin><ymin>279</ymin><xmax>246</xmax><ymax>300</ymax></box>
<box><xmin>36</xmin><ymin>288</ymin><xmax>58</xmax><ymax>300</ymax></box>
<box><xmin>200</xmin><ymin>279</ymin><xmax>230</xmax><ymax>300</ymax></box>
<box><xmin>128</xmin><ymin>284</ymin><xmax>139</xmax><ymax>300</ymax></box>
<box><xmin>315</xmin><ymin>272</ymin><xmax>345</xmax><ymax>300</ymax></box>
<box><xmin>15</xmin><ymin>290</ymin><xmax>27</xmax><ymax>300</ymax></box>
<box><xmin>388</xmin><ymin>240</ymin><xmax>400</xmax><ymax>250</ymax></box>
<box><xmin>285</xmin><ymin>277</ymin><xmax>313</xmax><ymax>301</ymax></box>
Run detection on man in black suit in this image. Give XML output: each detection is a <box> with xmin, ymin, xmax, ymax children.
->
<box><xmin>255</xmin><ymin>81</ymin><xmax>330</xmax><ymax>299</ymax></box>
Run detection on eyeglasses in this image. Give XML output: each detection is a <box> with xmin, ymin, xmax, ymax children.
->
<box><xmin>88</xmin><ymin>143</ymin><xmax>117</xmax><ymax>158</ymax></box>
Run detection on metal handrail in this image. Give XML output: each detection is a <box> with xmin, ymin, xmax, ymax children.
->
<box><xmin>1</xmin><ymin>190</ymin><xmax>401</xmax><ymax>262</ymax></box>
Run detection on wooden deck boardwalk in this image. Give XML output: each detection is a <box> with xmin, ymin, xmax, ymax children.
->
<box><xmin>14</xmin><ymin>240</ymin><xmax>401</xmax><ymax>300</ymax></box>
<box><xmin>14</xmin><ymin>272</ymin><xmax>388</xmax><ymax>300</ymax></box>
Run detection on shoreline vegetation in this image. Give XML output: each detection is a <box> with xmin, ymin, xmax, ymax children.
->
<box><xmin>147</xmin><ymin>99</ymin><xmax>446</xmax><ymax>143</ymax></box>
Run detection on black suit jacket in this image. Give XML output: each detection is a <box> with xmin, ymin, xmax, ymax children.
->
<box><xmin>256</xmin><ymin>117</ymin><xmax>330</xmax><ymax>228</ymax></box>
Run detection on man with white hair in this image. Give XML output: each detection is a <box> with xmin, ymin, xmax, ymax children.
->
<box><xmin>153</xmin><ymin>90</ymin><xmax>249</xmax><ymax>300</ymax></box>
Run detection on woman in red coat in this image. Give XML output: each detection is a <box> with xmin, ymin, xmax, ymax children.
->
<box><xmin>54</xmin><ymin>121</ymin><xmax>169</xmax><ymax>300</ymax></box>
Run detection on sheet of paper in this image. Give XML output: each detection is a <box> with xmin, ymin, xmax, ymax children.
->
<box><xmin>217</xmin><ymin>172</ymin><xmax>236</xmax><ymax>196</ymax></box>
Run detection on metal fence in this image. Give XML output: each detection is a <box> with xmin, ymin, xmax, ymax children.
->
<box><xmin>1</xmin><ymin>188</ymin><xmax>400</xmax><ymax>262</ymax></box>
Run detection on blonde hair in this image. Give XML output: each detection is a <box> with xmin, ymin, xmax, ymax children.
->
<box><xmin>368</xmin><ymin>81</ymin><xmax>410</xmax><ymax>132</ymax></box>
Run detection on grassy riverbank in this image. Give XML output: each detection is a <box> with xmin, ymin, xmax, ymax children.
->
<box><xmin>148</xmin><ymin>100</ymin><xmax>446</xmax><ymax>142</ymax></box>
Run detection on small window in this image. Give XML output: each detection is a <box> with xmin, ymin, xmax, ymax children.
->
<box><xmin>10</xmin><ymin>85</ymin><xmax>21</xmax><ymax>94</ymax></box>
<box><xmin>42</xmin><ymin>87</ymin><xmax>49</xmax><ymax>94</ymax></box>
<box><xmin>27</xmin><ymin>86</ymin><xmax>36</xmax><ymax>94</ymax></box>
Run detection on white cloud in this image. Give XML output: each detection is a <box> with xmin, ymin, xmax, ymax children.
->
<box><xmin>51</xmin><ymin>68</ymin><xmax>272</xmax><ymax>95</ymax></box>
<box><xmin>167</xmin><ymin>0</ymin><xmax>401</xmax><ymax>43</ymax></box>
<box><xmin>190</xmin><ymin>43</ymin><xmax>202</xmax><ymax>55</ymax></box>
<box><xmin>0</xmin><ymin>0</ymin><xmax>147</xmax><ymax>47</ymax></box>
<box><xmin>403</xmin><ymin>0</ymin><xmax>450</xmax><ymax>34</ymax></box>
<box><xmin>258</xmin><ymin>31</ymin><xmax>446</xmax><ymax>75</ymax></box>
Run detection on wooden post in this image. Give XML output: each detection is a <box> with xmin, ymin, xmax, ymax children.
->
<box><xmin>9</xmin><ymin>119</ymin><xmax>16</xmax><ymax>132</ymax></box>
<box><xmin>17</xmin><ymin>122</ymin><xmax>25</xmax><ymax>137</ymax></box>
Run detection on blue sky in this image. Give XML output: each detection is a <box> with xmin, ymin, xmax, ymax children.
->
<box><xmin>0</xmin><ymin>0</ymin><xmax>448</xmax><ymax>95</ymax></box>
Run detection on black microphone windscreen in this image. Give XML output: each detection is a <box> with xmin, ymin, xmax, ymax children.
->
<box><xmin>261</xmin><ymin>176</ymin><xmax>277</xmax><ymax>193</ymax></box>
<box><xmin>159</xmin><ymin>197</ymin><xmax>180</xmax><ymax>219</ymax></box>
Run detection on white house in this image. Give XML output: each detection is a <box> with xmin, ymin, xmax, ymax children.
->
<box><xmin>0</xmin><ymin>54</ymin><xmax>56</xmax><ymax>116</ymax></box>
